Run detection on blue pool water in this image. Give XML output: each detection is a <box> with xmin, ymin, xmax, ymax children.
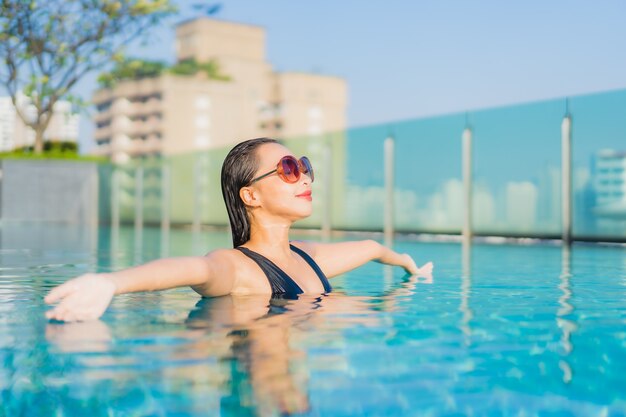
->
<box><xmin>1</xmin><ymin>224</ymin><xmax>626</xmax><ymax>416</ymax></box>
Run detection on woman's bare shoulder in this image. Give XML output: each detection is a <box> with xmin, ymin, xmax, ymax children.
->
<box><xmin>202</xmin><ymin>247</ymin><xmax>258</xmax><ymax>273</ymax></box>
<box><xmin>204</xmin><ymin>247</ymin><xmax>243</xmax><ymax>260</ymax></box>
<box><xmin>200</xmin><ymin>247</ymin><xmax>271</xmax><ymax>295</ymax></box>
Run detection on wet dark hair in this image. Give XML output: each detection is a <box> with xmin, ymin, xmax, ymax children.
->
<box><xmin>221</xmin><ymin>137</ymin><xmax>279</xmax><ymax>247</ymax></box>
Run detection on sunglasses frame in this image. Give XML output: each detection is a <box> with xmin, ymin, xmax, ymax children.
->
<box><xmin>248</xmin><ymin>155</ymin><xmax>314</xmax><ymax>185</ymax></box>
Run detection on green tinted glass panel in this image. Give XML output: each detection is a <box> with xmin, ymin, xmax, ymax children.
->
<box><xmin>570</xmin><ymin>90</ymin><xmax>626</xmax><ymax>239</ymax></box>
<box><xmin>335</xmin><ymin>124</ymin><xmax>388</xmax><ymax>230</ymax></box>
<box><xmin>394</xmin><ymin>114</ymin><xmax>464</xmax><ymax>233</ymax></box>
<box><xmin>471</xmin><ymin>99</ymin><xmax>564</xmax><ymax>236</ymax></box>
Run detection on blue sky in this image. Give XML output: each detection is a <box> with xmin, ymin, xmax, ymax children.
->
<box><xmin>75</xmin><ymin>0</ymin><xmax>626</xmax><ymax>150</ymax></box>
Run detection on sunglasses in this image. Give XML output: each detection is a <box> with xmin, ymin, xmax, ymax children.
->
<box><xmin>248</xmin><ymin>155</ymin><xmax>314</xmax><ymax>185</ymax></box>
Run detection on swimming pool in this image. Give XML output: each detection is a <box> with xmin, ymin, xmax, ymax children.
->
<box><xmin>1</xmin><ymin>224</ymin><xmax>626</xmax><ymax>416</ymax></box>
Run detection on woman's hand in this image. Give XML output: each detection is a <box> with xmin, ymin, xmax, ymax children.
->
<box><xmin>44</xmin><ymin>274</ymin><xmax>117</xmax><ymax>322</ymax></box>
<box><xmin>401</xmin><ymin>255</ymin><xmax>434</xmax><ymax>280</ymax></box>
<box><xmin>400</xmin><ymin>254</ymin><xmax>419</xmax><ymax>274</ymax></box>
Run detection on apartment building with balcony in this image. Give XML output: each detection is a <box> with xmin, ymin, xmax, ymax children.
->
<box><xmin>92</xmin><ymin>18</ymin><xmax>347</xmax><ymax>163</ymax></box>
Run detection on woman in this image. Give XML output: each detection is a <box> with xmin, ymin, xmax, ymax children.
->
<box><xmin>45</xmin><ymin>138</ymin><xmax>433</xmax><ymax>322</ymax></box>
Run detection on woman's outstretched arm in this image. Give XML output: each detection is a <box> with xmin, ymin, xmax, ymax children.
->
<box><xmin>298</xmin><ymin>240</ymin><xmax>433</xmax><ymax>278</ymax></box>
<box><xmin>44</xmin><ymin>250</ymin><xmax>237</xmax><ymax>322</ymax></box>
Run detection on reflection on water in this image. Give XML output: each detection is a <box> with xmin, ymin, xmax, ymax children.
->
<box><xmin>42</xmin><ymin>293</ymin><xmax>390</xmax><ymax>417</ymax></box>
<box><xmin>188</xmin><ymin>295</ymin><xmax>331</xmax><ymax>416</ymax></box>
<box><xmin>459</xmin><ymin>239</ymin><xmax>473</xmax><ymax>344</ymax></box>
<box><xmin>557</xmin><ymin>246</ymin><xmax>576</xmax><ymax>384</ymax></box>
<box><xmin>46</xmin><ymin>320</ymin><xmax>113</xmax><ymax>353</ymax></box>
<box><xmin>2</xmin><ymin>225</ymin><xmax>626</xmax><ymax>416</ymax></box>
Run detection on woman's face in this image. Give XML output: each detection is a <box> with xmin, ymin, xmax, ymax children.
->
<box><xmin>246</xmin><ymin>143</ymin><xmax>313</xmax><ymax>221</ymax></box>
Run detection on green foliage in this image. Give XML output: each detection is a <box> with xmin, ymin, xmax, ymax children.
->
<box><xmin>45</xmin><ymin>141</ymin><xmax>77</xmax><ymax>153</ymax></box>
<box><xmin>13</xmin><ymin>141</ymin><xmax>76</xmax><ymax>154</ymax></box>
<box><xmin>0</xmin><ymin>0</ymin><xmax>176</xmax><ymax>153</ymax></box>
<box><xmin>170</xmin><ymin>58</ymin><xmax>231</xmax><ymax>81</ymax></box>
<box><xmin>0</xmin><ymin>142</ymin><xmax>106</xmax><ymax>162</ymax></box>
<box><xmin>97</xmin><ymin>58</ymin><xmax>167</xmax><ymax>88</ymax></box>
<box><xmin>97</xmin><ymin>57</ymin><xmax>231</xmax><ymax>88</ymax></box>
<box><xmin>168</xmin><ymin>59</ymin><xmax>199</xmax><ymax>76</ymax></box>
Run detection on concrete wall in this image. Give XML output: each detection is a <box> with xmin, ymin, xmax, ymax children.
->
<box><xmin>0</xmin><ymin>160</ymin><xmax>99</xmax><ymax>223</ymax></box>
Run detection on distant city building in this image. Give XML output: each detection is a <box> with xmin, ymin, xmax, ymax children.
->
<box><xmin>592</xmin><ymin>149</ymin><xmax>626</xmax><ymax>217</ymax></box>
<box><xmin>92</xmin><ymin>18</ymin><xmax>348</xmax><ymax>163</ymax></box>
<box><xmin>537</xmin><ymin>166</ymin><xmax>560</xmax><ymax>230</ymax></box>
<box><xmin>0</xmin><ymin>93</ymin><xmax>79</xmax><ymax>152</ymax></box>
<box><xmin>505</xmin><ymin>181</ymin><xmax>538</xmax><ymax>231</ymax></box>
<box><xmin>0</xmin><ymin>97</ymin><xmax>16</xmax><ymax>152</ymax></box>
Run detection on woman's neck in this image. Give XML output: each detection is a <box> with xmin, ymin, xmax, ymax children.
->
<box><xmin>246</xmin><ymin>216</ymin><xmax>293</xmax><ymax>259</ymax></box>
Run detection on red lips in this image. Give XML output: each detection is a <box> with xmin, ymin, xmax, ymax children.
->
<box><xmin>296</xmin><ymin>190</ymin><xmax>312</xmax><ymax>201</ymax></box>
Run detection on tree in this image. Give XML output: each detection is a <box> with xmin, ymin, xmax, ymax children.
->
<box><xmin>0</xmin><ymin>0</ymin><xmax>175</xmax><ymax>154</ymax></box>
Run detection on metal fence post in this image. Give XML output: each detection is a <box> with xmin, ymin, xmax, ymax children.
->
<box><xmin>111</xmin><ymin>167</ymin><xmax>120</xmax><ymax>259</ymax></box>
<box><xmin>134</xmin><ymin>165</ymin><xmax>144</xmax><ymax>230</ymax></box>
<box><xmin>134</xmin><ymin>164</ymin><xmax>144</xmax><ymax>263</ymax></box>
<box><xmin>384</xmin><ymin>136</ymin><xmax>395</xmax><ymax>245</ymax></box>
<box><xmin>111</xmin><ymin>168</ymin><xmax>120</xmax><ymax>230</ymax></box>
<box><xmin>462</xmin><ymin>126</ymin><xmax>473</xmax><ymax>241</ymax></box>
<box><xmin>192</xmin><ymin>155</ymin><xmax>201</xmax><ymax>233</ymax></box>
<box><xmin>561</xmin><ymin>111</ymin><xmax>572</xmax><ymax>246</ymax></box>
<box><xmin>161</xmin><ymin>161</ymin><xmax>171</xmax><ymax>257</ymax></box>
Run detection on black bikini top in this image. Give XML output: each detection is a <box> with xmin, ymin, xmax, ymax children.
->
<box><xmin>235</xmin><ymin>244</ymin><xmax>332</xmax><ymax>298</ymax></box>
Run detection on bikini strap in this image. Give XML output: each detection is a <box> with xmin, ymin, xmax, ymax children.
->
<box><xmin>235</xmin><ymin>246</ymin><xmax>303</xmax><ymax>297</ymax></box>
<box><xmin>289</xmin><ymin>244</ymin><xmax>332</xmax><ymax>293</ymax></box>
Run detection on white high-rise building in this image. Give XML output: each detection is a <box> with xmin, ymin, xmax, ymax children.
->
<box><xmin>0</xmin><ymin>93</ymin><xmax>79</xmax><ymax>152</ymax></box>
<box><xmin>44</xmin><ymin>100</ymin><xmax>80</xmax><ymax>143</ymax></box>
<box><xmin>0</xmin><ymin>97</ymin><xmax>17</xmax><ymax>152</ymax></box>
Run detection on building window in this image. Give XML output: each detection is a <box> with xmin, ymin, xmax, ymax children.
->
<box><xmin>308</xmin><ymin>106</ymin><xmax>322</xmax><ymax>119</ymax></box>
<box><xmin>130</xmin><ymin>93</ymin><xmax>162</xmax><ymax>104</ymax></box>
<box><xmin>195</xmin><ymin>95</ymin><xmax>211</xmax><ymax>110</ymax></box>
<box><xmin>195</xmin><ymin>135</ymin><xmax>210</xmax><ymax>148</ymax></box>
<box><xmin>195</xmin><ymin>115</ymin><xmax>210</xmax><ymax>129</ymax></box>
<box><xmin>177</xmin><ymin>34</ymin><xmax>196</xmax><ymax>52</ymax></box>
<box><xmin>308</xmin><ymin>125</ymin><xmax>321</xmax><ymax>135</ymax></box>
<box><xmin>96</xmin><ymin>101</ymin><xmax>112</xmax><ymax>112</ymax></box>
